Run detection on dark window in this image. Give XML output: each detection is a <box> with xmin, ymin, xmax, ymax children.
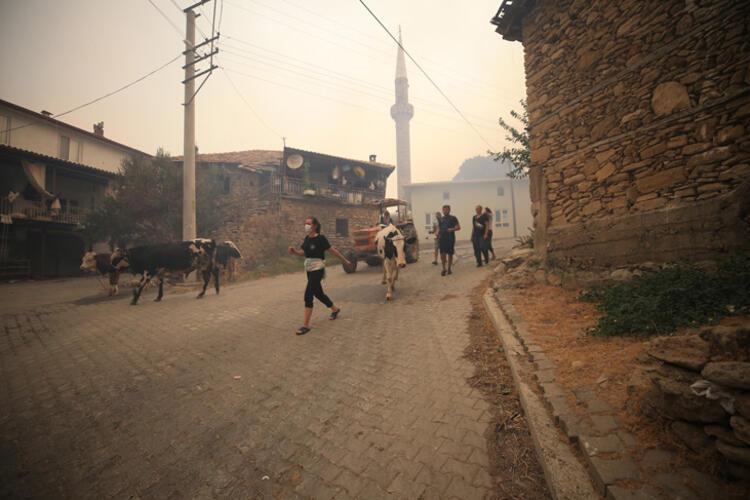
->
<box><xmin>336</xmin><ymin>218</ymin><xmax>349</xmax><ymax>236</ymax></box>
<box><xmin>223</xmin><ymin>176</ymin><xmax>231</xmax><ymax>194</ymax></box>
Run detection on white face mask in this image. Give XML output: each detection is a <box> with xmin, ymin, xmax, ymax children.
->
<box><xmin>305</xmin><ymin>224</ymin><xmax>312</xmax><ymax>233</ymax></box>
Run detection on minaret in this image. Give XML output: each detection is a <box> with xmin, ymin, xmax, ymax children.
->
<box><xmin>390</xmin><ymin>27</ymin><xmax>414</xmax><ymax>202</ymax></box>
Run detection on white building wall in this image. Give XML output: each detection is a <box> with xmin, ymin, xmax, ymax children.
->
<box><xmin>0</xmin><ymin>103</ymin><xmax>141</xmax><ymax>174</ymax></box>
<box><xmin>406</xmin><ymin>178</ymin><xmax>532</xmax><ymax>243</ymax></box>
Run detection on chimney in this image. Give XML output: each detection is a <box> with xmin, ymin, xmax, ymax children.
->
<box><xmin>93</xmin><ymin>121</ymin><xmax>104</xmax><ymax>136</ymax></box>
<box><xmin>369</xmin><ymin>154</ymin><xmax>377</xmax><ymax>162</ymax></box>
<box><xmin>41</xmin><ymin>110</ymin><xmax>53</xmax><ymax>117</ymax></box>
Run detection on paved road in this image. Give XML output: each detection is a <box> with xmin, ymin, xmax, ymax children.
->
<box><xmin>1</xmin><ymin>246</ymin><xmax>507</xmax><ymax>499</ymax></box>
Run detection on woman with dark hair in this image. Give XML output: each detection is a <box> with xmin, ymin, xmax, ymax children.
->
<box><xmin>484</xmin><ymin>207</ymin><xmax>497</xmax><ymax>261</ymax></box>
<box><xmin>288</xmin><ymin>216</ymin><xmax>352</xmax><ymax>335</ymax></box>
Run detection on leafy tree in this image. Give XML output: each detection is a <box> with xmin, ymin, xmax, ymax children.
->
<box><xmin>491</xmin><ymin>99</ymin><xmax>529</xmax><ymax>179</ymax></box>
<box><xmin>80</xmin><ymin>150</ymin><xmax>224</xmax><ymax>248</ymax></box>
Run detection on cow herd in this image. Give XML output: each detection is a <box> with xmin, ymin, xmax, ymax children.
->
<box><xmin>80</xmin><ymin>226</ymin><xmax>417</xmax><ymax>305</ymax></box>
<box><xmin>80</xmin><ymin>238</ymin><xmax>242</xmax><ymax>305</ymax></box>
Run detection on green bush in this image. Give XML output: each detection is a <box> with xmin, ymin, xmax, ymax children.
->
<box><xmin>580</xmin><ymin>255</ymin><xmax>750</xmax><ymax>337</ymax></box>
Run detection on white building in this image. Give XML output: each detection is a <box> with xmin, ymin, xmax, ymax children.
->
<box><xmin>405</xmin><ymin>177</ymin><xmax>532</xmax><ymax>243</ymax></box>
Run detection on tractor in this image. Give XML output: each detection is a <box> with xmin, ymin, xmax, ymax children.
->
<box><xmin>343</xmin><ymin>199</ymin><xmax>419</xmax><ymax>273</ymax></box>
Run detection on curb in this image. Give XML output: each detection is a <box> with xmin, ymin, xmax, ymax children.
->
<box><xmin>482</xmin><ymin>290</ymin><xmax>598</xmax><ymax>500</ymax></box>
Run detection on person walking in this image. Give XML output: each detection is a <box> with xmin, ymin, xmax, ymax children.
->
<box><xmin>438</xmin><ymin>204</ymin><xmax>460</xmax><ymax>276</ymax></box>
<box><xmin>430</xmin><ymin>211</ymin><xmax>442</xmax><ymax>265</ymax></box>
<box><xmin>288</xmin><ymin>216</ymin><xmax>352</xmax><ymax>335</ymax></box>
<box><xmin>471</xmin><ymin>205</ymin><xmax>490</xmax><ymax>267</ymax></box>
<box><xmin>485</xmin><ymin>207</ymin><xmax>497</xmax><ymax>261</ymax></box>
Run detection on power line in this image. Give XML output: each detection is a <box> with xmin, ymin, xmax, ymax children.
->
<box><xmin>356</xmin><ymin>0</ymin><xmax>495</xmax><ymax>150</ymax></box>
<box><xmin>221</xmin><ymin>67</ymin><xmax>283</xmax><ymax>140</ymax></box>
<box><xmin>146</xmin><ymin>0</ymin><xmax>185</xmax><ymax>41</ymax></box>
<box><xmin>6</xmin><ymin>53</ymin><xmax>182</xmax><ymax>135</ymax></box>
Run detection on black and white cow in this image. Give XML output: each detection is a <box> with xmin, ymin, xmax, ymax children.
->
<box><xmin>110</xmin><ymin>239</ymin><xmax>241</xmax><ymax>305</ymax></box>
<box><xmin>80</xmin><ymin>251</ymin><xmax>120</xmax><ymax>296</ymax></box>
<box><xmin>375</xmin><ymin>224</ymin><xmax>416</xmax><ymax>301</ymax></box>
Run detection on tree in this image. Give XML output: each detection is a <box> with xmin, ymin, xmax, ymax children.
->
<box><xmin>80</xmin><ymin>150</ymin><xmax>224</xmax><ymax>248</ymax></box>
<box><xmin>491</xmin><ymin>99</ymin><xmax>529</xmax><ymax>179</ymax></box>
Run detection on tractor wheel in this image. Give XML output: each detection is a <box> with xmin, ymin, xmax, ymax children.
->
<box><xmin>405</xmin><ymin>239</ymin><xmax>419</xmax><ymax>264</ymax></box>
<box><xmin>366</xmin><ymin>256</ymin><xmax>383</xmax><ymax>267</ymax></box>
<box><xmin>343</xmin><ymin>250</ymin><xmax>357</xmax><ymax>274</ymax></box>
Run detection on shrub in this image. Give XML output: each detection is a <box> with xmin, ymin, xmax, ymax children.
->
<box><xmin>580</xmin><ymin>255</ymin><xmax>750</xmax><ymax>337</ymax></box>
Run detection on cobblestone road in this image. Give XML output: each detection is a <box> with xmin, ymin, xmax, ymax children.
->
<box><xmin>1</xmin><ymin>246</ymin><xmax>507</xmax><ymax>499</ymax></box>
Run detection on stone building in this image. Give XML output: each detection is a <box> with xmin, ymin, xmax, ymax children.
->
<box><xmin>183</xmin><ymin>147</ymin><xmax>394</xmax><ymax>269</ymax></box>
<box><xmin>491</xmin><ymin>0</ymin><xmax>750</xmax><ymax>268</ymax></box>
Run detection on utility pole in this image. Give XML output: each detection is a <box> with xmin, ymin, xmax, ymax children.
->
<box><xmin>182</xmin><ymin>0</ymin><xmax>218</xmax><ymax>241</ymax></box>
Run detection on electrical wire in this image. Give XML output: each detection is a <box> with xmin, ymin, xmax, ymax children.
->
<box><xmin>356</xmin><ymin>0</ymin><xmax>495</xmax><ymax>150</ymax></box>
<box><xmin>5</xmin><ymin>53</ymin><xmax>182</xmax><ymax>135</ymax></box>
<box><xmin>221</xmin><ymin>67</ymin><xmax>283</xmax><ymax>140</ymax></box>
<box><xmin>147</xmin><ymin>0</ymin><xmax>185</xmax><ymax>41</ymax></box>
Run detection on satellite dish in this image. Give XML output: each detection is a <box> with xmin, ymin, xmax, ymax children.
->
<box><xmin>286</xmin><ymin>154</ymin><xmax>304</xmax><ymax>169</ymax></box>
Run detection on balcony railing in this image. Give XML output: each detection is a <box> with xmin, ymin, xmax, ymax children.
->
<box><xmin>270</xmin><ymin>175</ymin><xmax>384</xmax><ymax>205</ymax></box>
<box><xmin>0</xmin><ymin>197</ymin><xmax>89</xmax><ymax>225</ymax></box>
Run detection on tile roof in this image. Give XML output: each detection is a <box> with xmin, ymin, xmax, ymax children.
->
<box><xmin>174</xmin><ymin>150</ymin><xmax>282</xmax><ymax>171</ymax></box>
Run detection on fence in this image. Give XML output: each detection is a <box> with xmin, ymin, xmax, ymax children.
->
<box><xmin>269</xmin><ymin>175</ymin><xmax>383</xmax><ymax>204</ymax></box>
<box><xmin>0</xmin><ymin>197</ymin><xmax>88</xmax><ymax>225</ymax></box>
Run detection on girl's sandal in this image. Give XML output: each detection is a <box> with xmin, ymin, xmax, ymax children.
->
<box><xmin>329</xmin><ymin>309</ymin><xmax>341</xmax><ymax>320</ymax></box>
<box><xmin>296</xmin><ymin>326</ymin><xmax>311</xmax><ymax>335</ymax></box>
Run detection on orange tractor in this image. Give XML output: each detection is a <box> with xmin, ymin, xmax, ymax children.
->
<box><xmin>343</xmin><ymin>199</ymin><xmax>419</xmax><ymax>273</ymax></box>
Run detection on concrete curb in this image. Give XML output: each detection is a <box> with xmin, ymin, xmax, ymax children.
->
<box><xmin>482</xmin><ymin>290</ymin><xmax>598</xmax><ymax>500</ymax></box>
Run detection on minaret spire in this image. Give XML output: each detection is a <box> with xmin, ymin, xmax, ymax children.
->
<box><xmin>391</xmin><ymin>25</ymin><xmax>414</xmax><ymax>202</ymax></box>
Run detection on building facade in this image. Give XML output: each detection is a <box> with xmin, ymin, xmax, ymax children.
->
<box><xmin>405</xmin><ymin>178</ymin><xmax>532</xmax><ymax>243</ymax></box>
<box><xmin>0</xmin><ymin>99</ymin><xmax>148</xmax><ymax>278</ymax></box>
<box><xmin>492</xmin><ymin>0</ymin><xmax>750</xmax><ymax>268</ymax></box>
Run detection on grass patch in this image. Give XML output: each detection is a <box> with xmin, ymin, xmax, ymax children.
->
<box><xmin>580</xmin><ymin>254</ymin><xmax>750</xmax><ymax>337</ymax></box>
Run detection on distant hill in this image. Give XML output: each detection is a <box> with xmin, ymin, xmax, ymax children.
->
<box><xmin>452</xmin><ymin>156</ymin><xmax>514</xmax><ymax>181</ymax></box>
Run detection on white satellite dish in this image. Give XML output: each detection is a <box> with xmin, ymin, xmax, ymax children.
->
<box><xmin>286</xmin><ymin>154</ymin><xmax>304</xmax><ymax>169</ymax></box>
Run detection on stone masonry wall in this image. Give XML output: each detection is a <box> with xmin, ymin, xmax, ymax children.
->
<box><xmin>522</xmin><ymin>0</ymin><xmax>750</xmax><ymax>267</ymax></box>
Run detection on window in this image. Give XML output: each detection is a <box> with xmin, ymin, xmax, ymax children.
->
<box><xmin>335</xmin><ymin>218</ymin><xmax>349</xmax><ymax>236</ymax></box>
<box><xmin>0</xmin><ymin>114</ymin><xmax>9</xmax><ymax>145</ymax></box>
<box><xmin>60</xmin><ymin>135</ymin><xmax>70</xmax><ymax>160</ymax></box>
<box><xmin>497</xmin><ymin>186</ymin><xmax>505</xmax><ymax>196</ymax></box>
<box><xmin>443</xmin><ymin>191</ymin><xmax>450</xmax><ymax>200</ymax></box>
<box><xmin>495</xmin><ymin>209</ymin><xmax>510</xmax><ymax>228</ymax></box>
<box><xmin>424</xmin><ymin>212</ymin><xmax>432</xmax><ymax>232</ymax></box>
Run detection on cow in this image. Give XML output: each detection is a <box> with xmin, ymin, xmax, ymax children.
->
<box><xmin>375</xmin><ymin>224</ymin><xmax>416</xmax><ymax>301</ymax></box>
<box><xmin>80</xmin><ymin>251</ymin><xmax>121</xmax><ymax>296</ymax></box>
<box><xmin>110</xmin><ymin>239</ymin><xmax>241</xmax><ymax>305</ymax></box>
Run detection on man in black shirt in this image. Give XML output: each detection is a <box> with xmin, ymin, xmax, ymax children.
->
<box><xmin>437</xmin><ymin>204</ymin><xmax>460</xmax><ymax>276</ymax></box>
<box><xmin>471</xmin><ymin>204</ymin><xmax>490</xmax><ymax>267</ymax></box>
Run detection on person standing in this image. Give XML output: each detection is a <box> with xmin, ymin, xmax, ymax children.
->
<box><xmin>288</xmin><ymin>216</ymin><xmax>351</xmax><ymax>335</ymax></box>
<box><xmin>471</xmin><ymin>205</ymin><xmax>490</xmax><ymax>267</ymax></box>
<box><xmin>485</xmin><ymin>207</ymin><xmax>497</xmax><ymax>261</ymax></box>
<box><xmin>438</xmin><ymin>204</ymin><xmax>460</xmax><ymax>276</ymax></box>
<box><xmin>430</xmin><ymin>211</ymin><xmax>442</xmax><ymax>265</ymax></box>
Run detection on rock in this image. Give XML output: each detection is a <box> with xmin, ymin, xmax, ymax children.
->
<box><xmin>726</xmin><ymin>461</ymin><xmax>750</xmax><ymax>480</ymax></box>
<box><xmin>646</xmin><ymin>335</ymin><xmax>710</xmax><ymax>371</ymax></box>
<box><xmin>704</xmin><ymin>424</ymin><xmax>744</xmax><ymax>446</ymax></box>
<box><xmin>716</xmin><ymin>439</ymin><xmax>750</xmax><ymax>466</ymax></box>
<box><xmin>571</xmin><ymin>360</ymin><xmax>585</xmax><ymax>369</ymax></box>
<box><xmin>700</xmin><ymin>325</ymin><xmax>750</xmax><ymax>362</ymax></box>
<box><xmin>650</xmin><ymin>367</ymin><xmax>727</xmax><ymax>423</ymax></box>
<box><xmin>672</xmin><ymin>421</ymin><xmax>711</xmax><ymax>453</ymax></box>
<box><xmin>502</xmin><ymin>256</ymin><xmax>525</xmax><ymax>270</ymax></box>
<box><xmin>702</xmin><ymin>362</ymin><xmax>750</xmax><ymax>390</ymax></box>
<box><xmin>730</xmin><ymin>416</ymin><xmax>750</xmax><ymax>446</ymax></box>
<box><xmin>736</xmin><ymin>394</ymin><xmax>750</xmax><ymax>419</ymax></box>
<box><xmin>651</xmin><ymin>81</ymin><xmax>691</xmax><ymax>116</ymax></box>
<box><xmin>610</xmin><ymin>268</ymin><xmax>634</xmax><ymax>281</ymax></box>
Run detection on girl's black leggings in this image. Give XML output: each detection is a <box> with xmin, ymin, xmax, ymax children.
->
<box><xmin>305</xmin><ymin>269</ymin><xmax>333</xmax><ymax>308</ymax></box>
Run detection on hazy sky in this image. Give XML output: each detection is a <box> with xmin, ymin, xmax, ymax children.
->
<box><xmin>0</xmin><ymin>0</ymin><xmax>526</xmax><ymax>196</ymax></box>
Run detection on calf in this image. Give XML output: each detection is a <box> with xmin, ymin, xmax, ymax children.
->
<box><xmin>111</xmin><ymin>239</ymin><xmax>240</xmax><ymax>305</ymax></box>
<box><xmin>80</xmin><ymin>251</ymin><xmax>121</xmax><ymax>296</ymax></box>
<box><xmin>375</xmin><ymin>224</ymin><xmax>415</xmax><ymax>301</ymax></box>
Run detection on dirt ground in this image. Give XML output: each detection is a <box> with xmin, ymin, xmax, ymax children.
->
<box><xmin>465</xmin><ymin>281</ymin><xmax>551</xmax><ymax>499</ymax></box>
<box><xmin>506</xmin><ymin>283</ymin><xmax>750</xmax><ymax>496</ymax></box>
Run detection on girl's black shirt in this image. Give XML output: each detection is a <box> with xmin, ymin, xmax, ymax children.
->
<box><xmin>301</xmin><ymin>234</ymin><xmax>331</xmax><ymax>259</ymax></box>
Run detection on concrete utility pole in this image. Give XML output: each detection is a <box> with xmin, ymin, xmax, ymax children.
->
<box><xmin>183</xmin><ymin>8</ymin><xmax>197</xmax><ymax>241</ymax></box>
<box><xmin>181</xmin><ymin>0</ymin><xmax>218</xmax><ymax>241</ymax></box>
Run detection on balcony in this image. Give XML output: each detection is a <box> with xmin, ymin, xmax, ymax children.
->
<box><xmin>0</xmin><ymin>197</ymin><xmax>89</xmax><ymax>225</ymax></box>
<box><xmin>270</xmin><ymin>175</ymin><xmax>384</xmax><ymax>205</ymax></box>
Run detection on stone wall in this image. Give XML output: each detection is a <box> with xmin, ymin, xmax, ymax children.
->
<box><xmin>521</xmin><ymin>0</ymin><xmax>750</xmax><ymax>268</ymax></box>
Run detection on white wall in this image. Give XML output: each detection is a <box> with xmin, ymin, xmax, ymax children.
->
<box><xmin>0</xmin><ymin>103</ymin><xmax>140</xmax><ymax>173</ymax></box>
<box><xmin>407</xmin><ymin>178</ymin><xmax>532</xmax><ymax>243</ymax></box>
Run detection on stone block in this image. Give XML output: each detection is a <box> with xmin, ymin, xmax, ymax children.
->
<box><xmin>635</xmin><ymin>167</ymin><xmax>686</xmax><ymax>193</ymax></box>
<box><xmin>640</xmin><ymin>142</ymin><xmax>667</xmax><ymax>160</ymax></box>
<box><xmin>531</xmin><ymin>145</ymin><xmax>551</xmax><ymax>163</ymax></box>
<box><xmin>651</xmin><ymin>81</ymin><xmax>691</xmax><ymax>116</ymax></box>
<box><xmin>716</xmin><ymin>439</ymin><xmax>750</xmax><ymax>466</ymax></box>
<box><xmin>686</xmin><ymin>147</ymin><xmax>733</xmax><ymax>168</ymax></box>
<box><xmin>696</xmin><ymin>182</ymin><xmax>727</xmax><ymax>193</ymax></box>
<box><xmin>702</xmin><ymin>362</ymin><xmax>750</xmax><ymax>390</ymax></box>
<box><xmin>641</xmin><ymin>448</ymin><xmax>674</xmax><ymax>469</ymax></box>
<box><xmin>564</xmin><ymin>173</ymin><xmax>586</xmax><ymax>186</ymax></box>
<box><xmin>729</xmin><ymin>416</ymin><xmax>750</xmax><ymax>445</ymax></box>
<box><xmin>646</xmin><ymin>334</ymin><xmax>710</xmax><ymax>371</ymax></box>
<box><xmin>595</xmin><ymin>149</ymin><xmax>616</xmax><ymax>163</ymax></box>
<box><xmin>587</xmin><ymin>456</ymin><xmax>639</xmax><ymax>496</ymax></box>
<box><xmin>716</xmin><ymin>125</ymin><xmax>745</xmax><ymax>145</ymax></box>
<box><xmin>580</xmin><ymin>434</ymin><xmax>625</xmax><ymax>456</ymax></box>
<box><xmin>595</xmin><ymin>163</ymin><xmax>617</xmax><ymax>182</ymax></box>
<box><xmin>672</xmin><ymin>421</ymin><xmax>711</xmax><ymax>453</ymax></box>
<box><xmin>666</xmin><ymin>135</ymin><xmax>688</xmax><ymax>149</ymax></box>
<box><xmin>704</xmin><ymin>424</ymin><xmax>744</xmax><ymax>446</ymax></box>
<box><xmin>590</xmin><ymin>415</ymin><xmax>619</xmax><ymax>435</ymax></box>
